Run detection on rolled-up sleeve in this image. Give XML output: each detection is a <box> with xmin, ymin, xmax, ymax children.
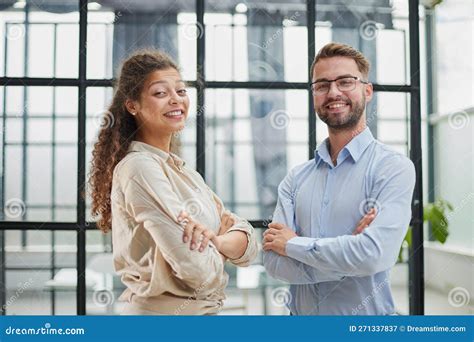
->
<box><xmin>210</xmin><ymin>190</ymin><xmax>258</xmax><ymax>267</ymax></box>
<box><xmin>119</xmin><ymin>156</ymin><xmax>225</xmax><ymax>290</ymax></box>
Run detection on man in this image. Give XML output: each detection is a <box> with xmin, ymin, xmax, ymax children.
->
<box><xmin>262</xmin><ymin>43</ymin><xmax>415</xmax><ymax>315</ymax></box>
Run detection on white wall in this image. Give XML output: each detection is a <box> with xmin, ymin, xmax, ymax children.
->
<box><xmin>431</xmin><ymin>107</ymin><xmax>473</xmax><ymax>251</ymax></box>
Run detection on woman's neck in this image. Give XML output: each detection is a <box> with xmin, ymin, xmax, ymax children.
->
<box><xmin>136</xmin><ymin>132</ymin><xmax>172</xmax><ymax>153</ymax></box>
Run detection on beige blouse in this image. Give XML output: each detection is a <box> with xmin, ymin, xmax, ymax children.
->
<box><xmin>111</xmin><ymin>141</ymin><xmax>258</xmax><ymax>315</ymax></box>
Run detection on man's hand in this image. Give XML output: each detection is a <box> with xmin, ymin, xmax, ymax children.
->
<box><xmin>352</xmin><ymin>208</ymin><xmax>377</xmax><ymax>235</ymax></box>
<box><xmin>262</xmin><ymin>222</ymin><xmax>297</xmax><ymax>256</ymax></box>
<box><xmin>262</xmin><ymin>208</ymin><xmax>376</xmax><ymax>256</ymax></box>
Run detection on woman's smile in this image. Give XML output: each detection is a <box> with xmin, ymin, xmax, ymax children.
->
<box><xmin>163</xmin><ymin>109</ymin><xmax>185</xmax><ymax>120</ymax></box>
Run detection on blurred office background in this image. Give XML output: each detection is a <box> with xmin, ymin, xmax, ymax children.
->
<box><xmin>0</xmin><ymin>0</ymin><xmax>472</xmax><ymax>315</ymax></box>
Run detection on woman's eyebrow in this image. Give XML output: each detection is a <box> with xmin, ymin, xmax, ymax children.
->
<box><xmin>148</xmin><ymin>80</ymin><xmax>167</xmax><ymax>89</ymax></box>
<box><xmin>148</xmin><ymin>79</ymin><xmax>185</xmax><ymax>89</ymax></box>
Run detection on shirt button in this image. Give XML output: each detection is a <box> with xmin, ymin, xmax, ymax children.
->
<box><xmin>323</xmin><ymin>198</ymin><xmax>329</xmax><ymax>205</ymax></box>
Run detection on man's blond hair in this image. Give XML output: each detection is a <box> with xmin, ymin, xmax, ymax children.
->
<box><xmin>311</xmin><ymin>43</ymin><xmax>370</xmax><ymax>80</ymax></box>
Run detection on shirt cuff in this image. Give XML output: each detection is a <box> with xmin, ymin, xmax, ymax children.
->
<box><xmin>225</xmin><ymin>225</ymin><xmax>256</xmax><ymax>267</ymax></box>
<box><xmin>226</xmin><ymin>228</ymin><xmax>251</xmax><ymax>264</ymax></box>
<box><xmin>286</xmin><ymin>236</ymin><xmax>317</xmax><ymax>261</ymax></box>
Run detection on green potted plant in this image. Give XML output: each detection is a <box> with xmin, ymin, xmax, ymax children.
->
<box><xmin>398</xmin><ymin>199</ymin><xmax>453</xmax><ymax>263</ymax></box>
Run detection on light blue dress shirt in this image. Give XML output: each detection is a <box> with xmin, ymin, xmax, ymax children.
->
<box><xmin>263</xmin><ymin>128</ymin><xmax>416</xmax><ymax>315</ymax></box>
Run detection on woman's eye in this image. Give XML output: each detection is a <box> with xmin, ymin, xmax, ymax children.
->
<box><xmin>154</xmin><ymin>91</ymin><xmax>166</xmax><ymax>96</ymax></box>
<box><xmin>177</xmin><ymin>89</ymin><xmax>187</xmax><ymax>95</ymax></box>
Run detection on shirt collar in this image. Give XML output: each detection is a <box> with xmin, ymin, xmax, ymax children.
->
<box><xmin>128</xmin><ymin>140</ymin><xmax>186</xmax><ymax>168</ymax></box>
<box><xmin>314</xmin><ymin>139</ymin><xmax>331</xmax><ymax>167</ymax></box>
<box><xmin>345</xmin><ymin>127</ymin><xmax>374</xmax><ymax>162</ymax></box>
<box><xmin>314</xmin><ymin>127</ymin><xmax>374</xmax><ymax>167</ymax></box>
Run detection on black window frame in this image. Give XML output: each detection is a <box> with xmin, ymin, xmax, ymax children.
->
<box><xmin>0</xmin><ymin>0</ymin><xmax>424</xmax><ymax>315</ymax></box>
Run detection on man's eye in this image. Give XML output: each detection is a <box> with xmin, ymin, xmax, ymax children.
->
<box><xmin>338</xmin><ymin>80</ymin><xmax>353</xmax><ymax>86</ymax></box>
<box><xmin>315</xmin><ymin>83</ymin><xmax>329</xmax><ymax>90</ymax></box>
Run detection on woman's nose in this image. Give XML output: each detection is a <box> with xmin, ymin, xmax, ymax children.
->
<box><xmin>169</xmin><ymin>91</ymin><xmax>181</xmax><ymax>104</ymax></box>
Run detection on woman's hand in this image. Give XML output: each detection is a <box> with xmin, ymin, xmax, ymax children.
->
<box><xmin>178</xmin><ymin>211</ymin><xmax>221</xmax><ymax>252</ymax></box>
<box><xmin>352</xmin><ymin>208</ymin><xmax>377</xmax><ymax>235</ymax></box>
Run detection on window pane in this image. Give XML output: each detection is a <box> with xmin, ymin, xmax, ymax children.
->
<box><xmin>374</xmin><ymin>92</ymin><xmax>410</xmax><ymax>154</ymax></box>
<box><xmin>86</xmin><ymin>231</ymin><xmax>122</xmax><ymax>315</ymax></box>
<box><xmin>205</xmin><ymin>88</ymin><xmax>309</xmax><ymax>220</ymax></box>
<box><xmin>87</xmin><ymin>0</ymin><xmax>196</xmax><ymax>80</ymax></box>
<box><xmin>0</xmin><ymin>1</ymin><xmax>79</xmax><ymax>78</ymax></box>
<box><xmin>205</xmin><ymin>0</ymin><xmax>307</xmax><ymax>82</ymax></box>
<box><xmin>315</xmin><ymin>0</ymin><xmax>410</xmax><ymax>85</ymax></box>
<box><xmin>1</xmin><ymin>86</ymin><xmax>78</xmax><ymax>222</ymax></box>
<box><xmin>3</xmin><ymin>230</ymin><xmax>76</xmax><ymax>315</ymax></box>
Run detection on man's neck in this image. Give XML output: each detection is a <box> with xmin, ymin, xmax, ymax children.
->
<box><xmin>327</xmin><ymin>123</ymin><xmax>366</xmax><ymax>165</ymax></box>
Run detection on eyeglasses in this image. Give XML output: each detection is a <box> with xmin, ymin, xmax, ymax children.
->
<box><xmin>310</xmin><ymin>76</ymin><xmax>369</xmax><ymax>95</ymax></box>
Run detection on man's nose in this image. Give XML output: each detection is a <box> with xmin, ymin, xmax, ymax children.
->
<box><xmin>327</xmin><ymin>81</ymin><xmax>342</xmax><ymax>97</ymax></box>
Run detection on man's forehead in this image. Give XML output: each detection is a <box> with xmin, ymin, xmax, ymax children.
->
<box><xmin>313</xmin><ymin>57</ymin><xmax>360</xmax><ymax>79</ymax></box>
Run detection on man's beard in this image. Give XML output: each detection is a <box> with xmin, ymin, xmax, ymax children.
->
<box><xmin>316</xmin><ymin>94</ymin><xmax>366</xmax><ymax>131</ymax></box>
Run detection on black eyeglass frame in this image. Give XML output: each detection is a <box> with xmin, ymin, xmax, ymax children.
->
<box><xmin>310</xmin><ymin>76</ymin><xmax>369</xmax><ymax>94</ymax></box>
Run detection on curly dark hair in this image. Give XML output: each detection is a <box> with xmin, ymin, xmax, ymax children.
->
<box><xmin>89</xmin><ymin>49</ymin><xmax>180</xmax><ymax>233</ymax></box>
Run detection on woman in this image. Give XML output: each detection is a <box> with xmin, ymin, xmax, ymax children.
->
<box><xmin>89</xmin><ymin>49</ymin><xmax>258</xmax><ymax>315</ymax></box>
